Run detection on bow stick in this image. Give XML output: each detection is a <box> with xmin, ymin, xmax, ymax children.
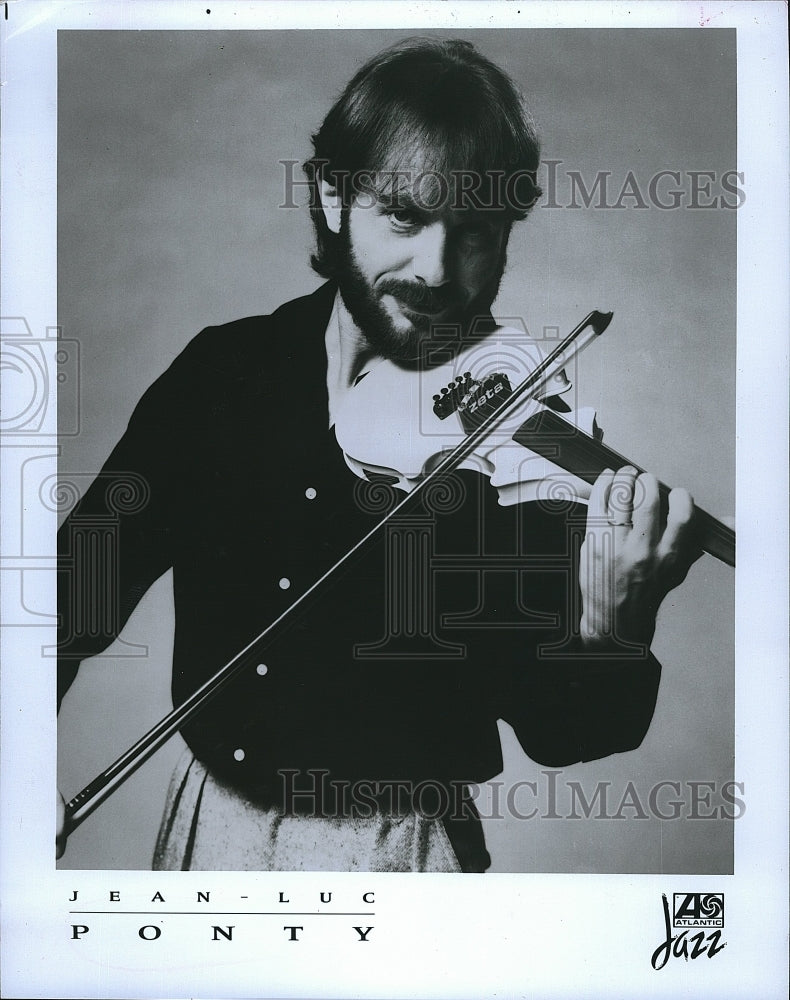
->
<box><xmin>63</xmin><ymin>309</ymin><xmax>611</xmax><ymax>834</ymax></box>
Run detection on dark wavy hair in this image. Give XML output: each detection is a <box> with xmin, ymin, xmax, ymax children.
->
<box><xmin>304</xmin><ymin>38</ymin><xmax>542</xmax><ymax>278</ymax></box>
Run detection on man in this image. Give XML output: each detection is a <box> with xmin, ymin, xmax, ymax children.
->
<box><xmin>56</xmin><ymin>38</ymin><xmax>699</xmax><ymax>871</ymax></box>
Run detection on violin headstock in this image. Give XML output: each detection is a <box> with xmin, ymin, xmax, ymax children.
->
<box><xmin>432</xmin><ymin>371</ymin><xmax>514</xmax><ymax>433</ymax></box>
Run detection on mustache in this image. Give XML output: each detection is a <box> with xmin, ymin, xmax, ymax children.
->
<box><xmin>377</xmin><ymin>279</ymin><xmax>460</xmax><ymax>315</ymax></box>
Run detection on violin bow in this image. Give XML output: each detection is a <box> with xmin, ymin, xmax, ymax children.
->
<box><xmin>63</xmin><ymin>309</ymin><xmax>611</xmax><ymax>835</ymax></box>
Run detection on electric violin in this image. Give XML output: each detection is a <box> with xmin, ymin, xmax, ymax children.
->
<box><xmin>333</xmin><ymin>323</ymin><xmax>735</xmax><ymax>566</ymax></box>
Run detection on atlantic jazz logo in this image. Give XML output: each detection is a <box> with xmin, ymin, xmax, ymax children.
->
<box><xmin>651</xmin><ymin>893</ymin><xmax>726</xmax><ymax>970</ymax></box>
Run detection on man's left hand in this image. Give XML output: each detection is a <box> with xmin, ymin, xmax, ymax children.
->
<box><xmin>579</xmin><ymin>465</ymin><xmax>703</xmax><ymax>650</ymax></box>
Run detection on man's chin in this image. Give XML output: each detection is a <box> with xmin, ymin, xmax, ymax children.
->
<box><xmin>378</xmin><ymin>332</ymin><xmax>425</xmax><ymax>363</ymax></box>
<box><xmin>382</xmin><ymin>306</ymin><xmax>486</xmax><ymax>363</ymax></box>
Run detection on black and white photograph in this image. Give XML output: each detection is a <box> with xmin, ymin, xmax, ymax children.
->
<box><xmin>1</xmin><ymin>2</ymin><xmax>787</xmax><ymax>998</ymax></box>
<box><xmin>54</xmin><ymin>21</ymin><xmax>740</xmax><ymax>876</ymax></box>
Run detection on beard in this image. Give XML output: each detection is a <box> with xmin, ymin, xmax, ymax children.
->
<box><xmin>334</xmin><ymin>217</ymin><xmax>507</xmax><ymax>365</ymax></box>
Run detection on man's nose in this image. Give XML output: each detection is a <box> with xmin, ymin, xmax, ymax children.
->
<box><xmin>412</xmin><ymin>221</ymin><xmax>450</xmax><ymax>287</ymax></box>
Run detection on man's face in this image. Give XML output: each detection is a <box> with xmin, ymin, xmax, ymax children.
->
<box><xmin>335</xmin><ymin>185</ymin><xmax>510</xmax><ymax>362</ymax></box>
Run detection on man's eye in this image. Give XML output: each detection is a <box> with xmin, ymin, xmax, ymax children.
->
<box><xmin>386</xmin><ymin>208</ymin><xmax>421</xmax><ymax>229</ymax></box>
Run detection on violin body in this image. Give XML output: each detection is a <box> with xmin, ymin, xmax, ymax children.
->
<box><xmin>335</xmin><ymin>326</ymin><xmax>598</xmax><ymax>504</ymax></box>
<box><xmin>335</xmin><ymin>324</ymin><xmax>735</xmax><ymax>567</ymax></box>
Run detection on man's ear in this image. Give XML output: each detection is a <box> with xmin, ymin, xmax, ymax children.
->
<box><xmin>319</xmin><ymin>178</ymin><xmax>343</xmax><ymax>235</ymax></box>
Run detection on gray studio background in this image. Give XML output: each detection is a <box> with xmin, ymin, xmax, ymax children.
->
<box><xmin>57</xmin><ymin>29</ymin><xmax>736</xmax><ymax>872</ymax></box>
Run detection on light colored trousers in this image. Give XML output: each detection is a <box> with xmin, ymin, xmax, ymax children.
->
<box><xmin>153</xmin><ymin>750</ymin><xmax>462</xmax><ymax>872</ymax></box>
